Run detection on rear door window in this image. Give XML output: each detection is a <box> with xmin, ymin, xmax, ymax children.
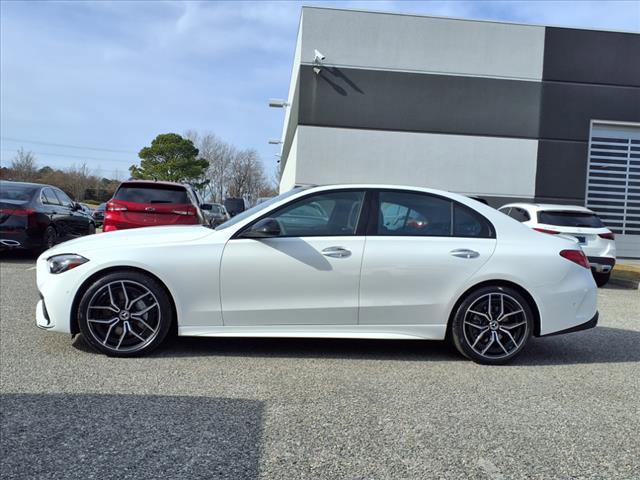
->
<box><xmin>538</xmin><ymin>211</ymin><xmax>604</xmax><ymax>228</ymax></box>
<box><xmin>42</xmin><ymin>188</ymin><xmax>61</xmax><ymax>205</ymax></box>
<box><xmin>510</xmin><ymin>208</ymin><xmax>530</xmax><ymax>222</ymax></box>
<box><xmin>378</xmin><ymin>191</ymin><xmax>452</xmax><ymax>236</ymax></box>
<box><xmin>114</xmin><ymin>184</ymin><xmax>190</xmax><ymax>204</ymax></box>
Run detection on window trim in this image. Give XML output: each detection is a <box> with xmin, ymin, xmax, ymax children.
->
<box><xmin>232</xmin><ymin>188</ymin><xmax>371</xmax><ymax>239</ymax></box>
<box><xmin>368</xmin><ymin>189</ymin><xmax>496</xmax><ymax>239</ymax></box>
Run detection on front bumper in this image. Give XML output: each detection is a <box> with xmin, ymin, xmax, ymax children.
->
<box><xmin>540</xmin><ymin>311</ymin><xmax>598</xmax><ymax>337</ymax></box>
<box><xmin>588</xmin><ymin>256</ymin><xmax>615</xmax><ymax>274</ymax></box>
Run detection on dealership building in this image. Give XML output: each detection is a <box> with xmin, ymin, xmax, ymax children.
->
<box><xmin>276</xmin><ymin>7</ymin><xmax>640</xmax><ymax>257</ymax></box>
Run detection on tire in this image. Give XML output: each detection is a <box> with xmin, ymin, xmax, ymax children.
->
<box><xmin>593</xmin><ymin>272</ymin><xmax>611</xmax><ymax>287</ymax></box>
<box><xmin>77</xmin><ymin>270</ymin><xmax>173</xmax><ymax>357</ymax></box>
<box><xmin>451</xmin><ymin>285</ymin><xmax>533</xmax><ymax>365</ymax></box>
<box><xmin>88</xmin><ymin>223</ymin><xmax>96</xmax><ymax>235</ymax></box>
<box><xmin>42</xmin><ymin>226</ymin><xmax>57</xmax><ymax>250</ymax></box>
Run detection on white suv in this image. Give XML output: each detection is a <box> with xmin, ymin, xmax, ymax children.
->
<box><xmin>499</xmin><ymin>203</ymin><xmax>616</xmax><ymax>287</ymax></box>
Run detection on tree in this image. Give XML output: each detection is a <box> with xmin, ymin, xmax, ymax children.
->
<box><xmin>130</xmin><ymin>133</ymin><xmax>208</xmax><ymax>182</ymax></box>
<box><xmin>10</xmin><ymin>148</ymin><xmax>38</xmax><ymax>182</ymax></box>
<box><xmin>185</xmin><ymin>130</ymin><xmax>235</xmax><ymax>202</ymax></box>
<box><xmin>227</xmin><ymin>148</ymin><xmax>268</xmax><ymax>203</ymax></box>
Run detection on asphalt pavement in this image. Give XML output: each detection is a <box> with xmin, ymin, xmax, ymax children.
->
<box><xmin>1</xmin><ymin>251</ymin><xmax>639</xmax><ymax>479</ymax></box>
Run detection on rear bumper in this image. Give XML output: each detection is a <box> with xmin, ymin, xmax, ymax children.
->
<box><xmin>588</xmin><ymin>256</ymin><xmax>615</xmax><ymax>273</ymax></box>
<box><xmin>540</xmin><ymin>311</ymin><xmax>598</xmax><ymax>337</ymax></box>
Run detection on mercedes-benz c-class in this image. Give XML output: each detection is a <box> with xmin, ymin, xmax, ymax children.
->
<box><xmin>36</xmin><ymin>185</ymin><xmax>598</xmax><ymax>364</ymax></box>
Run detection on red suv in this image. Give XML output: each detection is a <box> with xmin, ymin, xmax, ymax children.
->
<box><xmin>104</xmin><ymin>181</ymin><xmax>205</xmax><ymax>232</ymax></box>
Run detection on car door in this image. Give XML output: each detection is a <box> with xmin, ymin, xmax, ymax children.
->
<box><xmin>220</xmin><ymin>189</ymin><xmax>367</xmax><ymax>326</ymax></box>
<box><xmin>40</xmin><ymin>188</ymin><xmax>69</xmax><ymax>238</ymax></box>
<box><xmin>359</xmin><ymin>190</ymin><xmax>497</xmax><ymax>325</ymax></box>
<box><xmin>53</xmin><ymin>189</ymin><xmax>86</xmax><ymax>236</ymax></box>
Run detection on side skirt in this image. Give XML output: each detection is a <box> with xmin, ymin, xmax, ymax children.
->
<box><xmin>178</xmin><ymin>324</ymin><xmax>448</xmax><ymax>341</ymax></box>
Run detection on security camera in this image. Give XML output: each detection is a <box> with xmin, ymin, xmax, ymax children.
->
<box><xmin>314</xmin><ymin>49</ymin><xmax>326</xmax><ymax>63</ymax></box>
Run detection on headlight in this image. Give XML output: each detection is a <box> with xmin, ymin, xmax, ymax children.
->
<box><xmin>47</xmin><ymin>254</ymin><xmax>89</xmax><ymax>274</ymax></box>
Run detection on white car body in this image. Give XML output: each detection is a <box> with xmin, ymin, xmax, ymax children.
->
<box><xmin>498</xmin><ymin>203</ymin><xmax>616</xmax><ymax>274</ymax></box>
<box><xmin>36</xmin><ymin>185</ymin><xmax>597</xmax><ymax>345</ymax></box>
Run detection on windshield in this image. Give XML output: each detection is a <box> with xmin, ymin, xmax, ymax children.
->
<box><xmin>538</xmin><ymin>211</ymin><xmax>604</xmax><ymax>228</ymax></box>
<box><xmin>215</xmin><ymin>187</ymin><xmax>307</xmax><ymax>230</ymax></box>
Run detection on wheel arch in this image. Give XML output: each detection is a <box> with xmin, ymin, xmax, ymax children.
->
<box><xmin>446</xmin><ymin>279</ymin><xmax>541</xmax><ymax>339</ymax></box>
<box><xmin>69</xmin><ymin>266</ymin><xmax>178</xmax><ymax>335</ymax></box>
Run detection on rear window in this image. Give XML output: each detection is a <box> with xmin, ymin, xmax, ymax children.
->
<box><xmin>0</xmin><ymin>184</ymin><xmax>37</xmax><ymax>202</ymax></box>
<box><xmin>538</xmin><ymin>211</ymin><xmax>604</xmax><ymax>228</ymax></box>
<box><xmin>114</xmin><ymin>184</ymin><xmax>190</xmax><ymax>204</ymax></box>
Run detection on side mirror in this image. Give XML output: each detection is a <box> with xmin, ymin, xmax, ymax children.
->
<box><xmin>241</xmin><ymin>218</ymin><xmax>281</xmax><ymax>238</ymax></box>
<box><xmin>72</xmin><ymin>202</ymin><xmax>81</xmax><ymax>211</ymax></box>
<box><xmin>200</xmin><ymin>203</ymin><xmax>213</xmax><ymax>211</ymax></box>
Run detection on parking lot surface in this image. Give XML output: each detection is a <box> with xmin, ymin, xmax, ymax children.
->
<box><xmin>1</xmin><ymin>252</ymin><xmax>639</xmax><ymax>479</ymax></box>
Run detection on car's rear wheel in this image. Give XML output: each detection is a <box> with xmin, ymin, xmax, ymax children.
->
<box><xmin>77</xmin><ymin>271</ymin><xmax>173</xmax><ymax>357</ymax></box>
<box><xmin>593</xmin><ymin>271</ymin><xmax>610</xmax><ymax>287</ymax></box>
<box><xmin>451</xmin><ymin>286</ymin><xmax>533</xmax><ymax>365</ymax></box>
<box><xmin>88</xmin><ymin>223</ymin><xmax>96</xmax><ymax>235</ymax></box>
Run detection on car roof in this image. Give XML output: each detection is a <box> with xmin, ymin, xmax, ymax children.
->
<box><xmin>499</xmin><ymin>202</ymin><xmax>594</xmax><ymax>214</ymax></box>
<box><xmin>119</xmin><ymin>180</ymin><xmax>187</xmax><ymax>188</ymax></box>
<box><xmin>0</xmin><ymin>180</ymin><xmax>50</xmax><ymax>189</ymax></box>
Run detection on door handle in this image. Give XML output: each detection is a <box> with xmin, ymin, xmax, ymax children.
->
<box><xmin>321</xmin><ymin>246</ymin><xmax>351</xmax><ymax>258</ymax></box>
<box><xmin>450</xmin><ymin>248</ymin><xmax>480</xmax><ymax>259</ymax></box>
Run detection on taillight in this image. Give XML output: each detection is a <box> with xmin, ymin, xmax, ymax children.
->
<box><xmin>560</xmin><ymin>249</ymin><xmax>590</xmax><ymax>269</ymax></box>
<box><xmin>171</xmin><ymin>207</ymin><xmax>196</xmax><ymax>216</ymax></box>
<box><xmin>534</xmin><ymin>227</ymin><xmax>560</xmax><ymax>235</ymax></box>
<box><xmin>0</xmin><ymin>208</ymin><xmax>34</xmax><ymax>216</ymax></box>
<box><xmin>107</xmin><ymin>201</ymin><xmax>127</xmax><ymax>212</ymax></box>
<box><xmin>598</xmin><ymin>232</ymin><xmax>615</xmax><ymax>240</ymax></box>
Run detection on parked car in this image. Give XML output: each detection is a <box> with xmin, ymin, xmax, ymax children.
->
<box><xmin>92</xmin><ymin>203</ymin><xmax>106</xmax><ymax>227</ymax></box>
<box><xmin>36</xmin><ymin>184</ymin><xmax>598</xmax><ymax>364</ymax></box>
<box><xmin>204</xmin><ymin>203</ymin><xmax>230</xmax><ymax>227</ymax></box>
<box><xmin>103</xmin><ymin>180</ymin><xmax>207</xmax><ymax>232</ymax></box>
<box><xmin>0</xmin><ymin>180</ymin><xmax>96</xmax><ymax>251</ymax></box>
<box><xmin>224</xmin><ymin>197</ymin><xmax>246</xmax><ymax>217</ymax></box>
<box><xmin>498</xmin><ymin>203</ymin><xmax>616</xmax><ymax>286</ymax></box>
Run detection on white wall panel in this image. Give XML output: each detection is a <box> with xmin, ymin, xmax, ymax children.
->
<box><xmin>289</xmin><ymin>126</ymin><xmax>538</xmax><ymax>198</ymax></box>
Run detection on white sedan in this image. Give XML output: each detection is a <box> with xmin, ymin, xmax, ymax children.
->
<box><xmin>36</xmin><ymin>185</ymin><xmax>598</xmax><ymax>364</ymax></box>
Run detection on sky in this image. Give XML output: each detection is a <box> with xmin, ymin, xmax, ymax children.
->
<box><xmin>1</xmin><ymin>0</ymin><xmax>639</xmax><ymax>180</ymax></box>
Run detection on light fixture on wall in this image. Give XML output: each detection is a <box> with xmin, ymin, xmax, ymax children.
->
<box><xmin>268</xmin><ymin>139</ymin><xmax>283</xmax><ymax>145</ymax></box>
<box><xmin>268</xmin><ymin>98</ymin><xmax>290</xmax><ymax>108</ymax></box>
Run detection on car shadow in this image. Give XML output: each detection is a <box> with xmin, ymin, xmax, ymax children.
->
<box><xmin>1</xmin><ymin>393</ymin><xmax>264</xmax><ymax>480</ymax></box>
<box><xmin>0</xmin><ymin>249</ymin><xmax>39</xmax><ymax>264</ymax></box>
<box><xmin>72</xmin><ymin>326</ymin><xmax>640</xmax><ymax>366</ymax></box>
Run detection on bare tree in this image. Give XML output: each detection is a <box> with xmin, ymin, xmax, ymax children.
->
<box><xmin>10</xmin><ymin>148</ymin><xmax>38</xmax><ymax>182</ymax></box>
<box><xmin>186</xmin><ymin>131</ymin><xmax>235</xmax><ymax>202</ymax></box>
<box><xmin>65</xmin><ymin>162</ymin><xmax>92</xmax><ymax>201</ymax></box>
<box><xmin>227</xmin><ymin>149</ymin><xmax>269</xmax><ymax>203</ymax></box>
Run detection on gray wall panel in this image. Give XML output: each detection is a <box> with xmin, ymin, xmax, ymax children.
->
<box><xmin>298</xmin><ymin>66</ymin><xmax>541</xmax><ymax>139</ymax></box>
<box><xmin>539</xmin><ymin>82</ymin><xmax>640</xmax><ymax>142</ymax></box>
<box><xmin>543</xmin><ymin>27</ymin><xmax>640</xmax><ymax>88</ymax></box>
<box><xmin>534</xmin><ymin>140</ymin><xmax>588</xmax><ymax>201</ymax></box>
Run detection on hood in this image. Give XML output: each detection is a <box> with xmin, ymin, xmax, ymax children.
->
<box><xmin>44</xmin><ymin>225</ymin><xmax>216</xmax><ymax>256</ymax></box>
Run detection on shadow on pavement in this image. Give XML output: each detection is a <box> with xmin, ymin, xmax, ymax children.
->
<box><xmin>0</xmin><ymin>249</ymin><xmax>39</xmax><ymax>265</ymax></box>
<box><xmin>72</xmin><ymin>326</ymin><xmax>640</xmax><ymax>366</ymax></box>
<box><xmin>0</xmin><ymin>393</ymin><xmax>264</xmax><ymax>480</ymax></box>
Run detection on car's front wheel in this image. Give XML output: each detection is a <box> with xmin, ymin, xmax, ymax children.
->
<box><xmin>77</xmin><ymin>270</ymin><xmax>173</xmax><ymax>357</ymax></box>
<box><xmin>451</xmin><ymin>286</ymin><xmax>533</xmax><ymax>365</ymax></box>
